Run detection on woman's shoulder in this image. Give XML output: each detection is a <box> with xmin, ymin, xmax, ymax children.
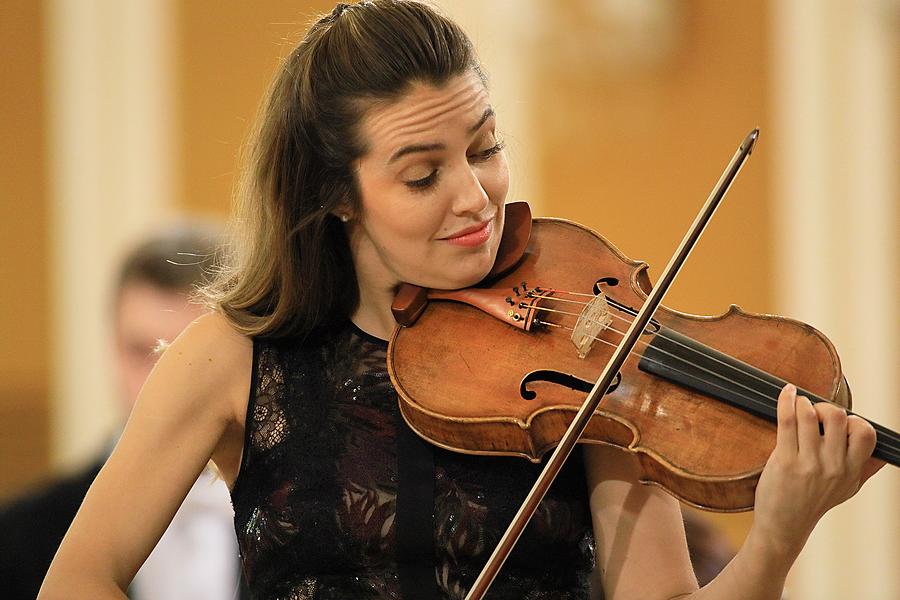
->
<box><xmin>181</xmin><ymin>310</ymin><xmax>253</xmax><ymax>349</ymax></box>
<box><xmin>170</xmin><ymin>311</ymin><xmax>253</xmax><ymax>370</ymax></box>
<box><xmin>150</xmin><ymin>311</ymin><xmax>254</xmax><ymax>421</ymax></box>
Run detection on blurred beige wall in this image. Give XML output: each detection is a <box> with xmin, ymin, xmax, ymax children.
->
<box><xmin>2</xmin><ymin>0</ymin><xmax>896</xmax><ymax>598</ymax></box>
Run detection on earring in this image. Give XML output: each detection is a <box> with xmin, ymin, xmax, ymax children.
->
<box><xmin>340</xmin><ymin>214</ymin><xmax>350</xmax><ymax>223</ymax></box>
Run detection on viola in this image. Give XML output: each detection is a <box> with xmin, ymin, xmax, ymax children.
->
<box><xmin>388</xmin><ymin>201</ymin><xmax>898</xmax><ymax>513</ymax></box>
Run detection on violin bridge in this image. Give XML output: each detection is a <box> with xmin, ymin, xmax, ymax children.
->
<box><xmin>571</xmin><ymin>291</ymin><xmax>612</xmax><ymax>359</ymax></box>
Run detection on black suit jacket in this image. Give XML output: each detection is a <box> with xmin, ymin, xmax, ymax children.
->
<box><xmin>0</xmin><ymin>460</ymin><xmax>103</xmax><ymax>599</ymax></box>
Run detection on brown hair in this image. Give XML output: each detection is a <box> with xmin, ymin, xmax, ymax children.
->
<box><xmin>201</xmin><ymin>0</ymin><xmax>483</xmax><ymax>340</ymax></box>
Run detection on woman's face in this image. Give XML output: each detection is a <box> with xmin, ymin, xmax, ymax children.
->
<box><xmin>349</xmin><ymin>71</ymin><xmax>509</xmax><ymax>293</ymax></box>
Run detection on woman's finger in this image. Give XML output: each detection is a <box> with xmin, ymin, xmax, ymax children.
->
<box><xmin>816</xmin><ymin>401</ymin><xmax>849</xmax><ymax>466</ymax></box>
<box><xmin>796</xmin><ymin>395</ymin><xmax>821</xmax><ymax>460</ymax></box>
<box><xmin>846</xmin><ymin>415</ymin><xmax>877</xmax><ymax>473</ymax></box>
<box><xmin>775</xmin><ymin>384</ymin><xmax>799</xmax><ymax>456</ymax></box>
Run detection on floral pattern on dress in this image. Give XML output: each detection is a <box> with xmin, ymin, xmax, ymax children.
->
<box><xmin>231</xmin><ymin>323</ymin><xmax>595</xmax><ymax>599</ymax></box>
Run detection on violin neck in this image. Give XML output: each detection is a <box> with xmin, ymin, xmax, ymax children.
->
<box><xmin>638</xmin><ymin>327</ymin><xmax>900</xmax><ymax>467</ymax></box>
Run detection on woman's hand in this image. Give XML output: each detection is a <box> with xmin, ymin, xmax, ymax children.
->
<box><xmin>749</xmin><ymin>383</ymin><xmax>885</xmax><ymax>561</ymax></box>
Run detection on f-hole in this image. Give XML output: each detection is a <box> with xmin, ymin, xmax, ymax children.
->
<box><xmin>520</xmin><ymin>370</ymin><xmax>622</xmax><ymax>400</ymax></box>
<box><xmin>594</xmin><ymin>277</ymin><xmax>619</xmax><ymax>293</ymax></box>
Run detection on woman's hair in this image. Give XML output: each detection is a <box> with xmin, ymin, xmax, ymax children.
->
<box><xmin>200</xmin><ymin>0</ymin><xmax>483</xmax><ymax>340</ymax></box>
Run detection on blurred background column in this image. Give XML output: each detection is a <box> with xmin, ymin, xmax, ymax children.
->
<box><xmin>45</xmin><ymin>0</ymin><xmax>176</xmax><ymax>470</ymax></box>
<box><xmin>771</xmin><ymin>0</ymin><xmax>899</xmax><ymax>598</ymax></box>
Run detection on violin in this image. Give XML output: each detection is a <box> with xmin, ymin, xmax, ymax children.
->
<box><xmin>388</xmin><ymin>200</ymin><xmax>898</xmax><ymax>510</ymax></box>
<box><xmin>385</xmin><ymin>132</ymin><xmax>898</xmax><ymax>598</ymax></box>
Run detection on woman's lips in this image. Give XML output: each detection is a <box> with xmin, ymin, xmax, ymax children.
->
<box><xmin>441</xmin><ymin>219</ymin><xmax>493</xmax><ymax>247</ymax></box>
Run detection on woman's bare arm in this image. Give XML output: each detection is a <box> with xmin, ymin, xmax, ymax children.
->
<box><xmin>585</xmin><ymin>444</ymin><xmax>699</xmax><ymax>600</ymax></box>
<box><xmin>586</xmin><ymin>384</ymin><xmax>883</xmax><ymax>600</ymax></box>
<box><xmin>38</xmin><ymin>312</ymin><xmax>251</xmax><ymax>599</ymax></box>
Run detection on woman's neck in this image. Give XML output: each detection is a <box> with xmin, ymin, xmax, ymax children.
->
<box><xmin>347</xmin><ymin>224</ymin><xmax>405</xmax><ymax>341</ymax></box>
<box><xmin>351</xmin><ymin>262</ymin><xmax>401</xmax><ymax>342</ymax></box>
<box><xmin>351</xmin><ymin>292</ymin><xmax>397</xmax><ymax>341</ymax></box>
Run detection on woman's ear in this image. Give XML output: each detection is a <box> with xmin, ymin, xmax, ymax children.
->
<box><xmin>332</xmin><ymin>201</ymin><xmax>355</xmax><ymax>223</ymax></box>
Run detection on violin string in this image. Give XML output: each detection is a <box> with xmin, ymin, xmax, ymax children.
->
<box><xmin>532</xmin><ymin>290</ymin><xmax>795</xmax><ymax>401</ymax></box>
<box><xmin>534</xmin><ymin>318</ymin><xmax>784</xmax><ymax>420</ymax></box>
<box><xmin>524</xmin><ymin>291</ymin><xmax>777</xmax><ymax>395</ymax></box>
<box><xmin>538</xmin><ymin>319</ymin><xmax>900</xmax><ymax>462</ymax></box>
<box><xmin>531</xmin><ymin>305</ymin><xmax>900</xmax><ymax>455</ymax></box>
<box><xmin>605</xmin><ymin>312</ymin><xmax>788</xmax><ymax>396</ymax></box>
<box><xmin>533</xmin><ymin>289</ymin><xmax>789</xmax><ymax>393</ymax></box>
<box><xmin>525</xmin><ymin>303</ymin><xmax>781</xmax><ymax>406</ymax></box>
<box><xmin>524</xmin><ymin>288</ymin><xmax>900</xmax><ymax>454</ymax></box>
<box><xmin>584</xmin><ymin>310</ymin><xmax>900</xmax><ymax>456</ymax></box>
<box><xmin>539</xmin><ymin>317</ymin><xmax>900</xmax><ymax>457</ymax></box>
<box><xmin>536</xmin><ymin>295</ymin><xmax>842</xmax><ymax>418</ymax></box>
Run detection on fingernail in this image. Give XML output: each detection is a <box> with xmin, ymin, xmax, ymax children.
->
<box><xmin>785</xmin><ymin>383</ymin><xmax>796</xmax><ymax>395</ymax></box>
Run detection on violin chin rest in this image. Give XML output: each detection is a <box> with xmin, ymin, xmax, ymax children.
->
<box><xmin>391</xmin><ymin>283</ymin><xmax>429</xmax><ymax>327</ymax></box>
<box><xmin>488</xmin><ymin>201</ymin><xmax>532</xmax><ymax>279</ymax></box>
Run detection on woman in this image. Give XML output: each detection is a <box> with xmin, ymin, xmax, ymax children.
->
<box><xmin>40</xmin><ymin>2</ymin><xmax>883</xmax><ymax>599</ymax></box>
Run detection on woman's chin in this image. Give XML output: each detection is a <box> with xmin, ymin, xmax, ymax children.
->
<box><xmin>406</xmin><ymin>245</ymin><xmax>500</xmax><ymax>290</ymax></box>
<box><xmin>438</xmin><ymin>263</ymin><xmax>496</xmax><ymax>290</ymax></box>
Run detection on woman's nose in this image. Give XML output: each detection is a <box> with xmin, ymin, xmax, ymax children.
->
<box><xmin>450</xmin><ymin>164</ymin><xmax>490</xmax><ymax>216</ymax></box>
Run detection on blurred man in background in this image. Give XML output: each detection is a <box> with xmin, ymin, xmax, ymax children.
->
<box><xmin>0</xmin><ymin>224</ymin><xmax>245</xmax><ymax>599</ymax></box>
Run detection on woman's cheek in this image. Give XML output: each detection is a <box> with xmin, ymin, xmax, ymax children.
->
<box><xmin>487</xmin><ymin>155</ymin><xmax>510</xmax><ymax>202</ymax></box>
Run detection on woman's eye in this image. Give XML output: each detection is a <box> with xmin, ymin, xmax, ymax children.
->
<box><xmin>402</xmin><ymin>141</ymin><xmax>504</xmax><ymax>192</ymax></box>
<box><xmin>469</xmin><ymin>140</ymin><xmax>506</xmax><ymax>162</ymax></box>
<box><xmin>405</xmin><ymin>169</ymin><xmax>439</xmax><ymax>191</ymax></box>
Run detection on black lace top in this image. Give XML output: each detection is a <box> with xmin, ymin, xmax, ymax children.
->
<box><xmin>231</xmin><ymin>322</ymin><xmax>595</xmax><ymax>599</ymax></box>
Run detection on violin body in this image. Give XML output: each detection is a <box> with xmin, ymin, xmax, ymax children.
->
<box><xmin>387</xmin><ymin>213</ymin><xmax>851</xmax><ymax>512</ymax></box>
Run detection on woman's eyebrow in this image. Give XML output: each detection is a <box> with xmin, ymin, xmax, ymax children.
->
<box><xmin>387</xmin><ymin>107</ymin><xmax>495</xmax><ymax>165</ymax></box>
<box><xmin>468</xmin><ymin>107</ymin><xmax>494</xmax><ymax>134</ymax></box>
<box><xmin>388</xmin><ymin>142</ymin><xmax>445</xmax><ymax>165</ymax></box>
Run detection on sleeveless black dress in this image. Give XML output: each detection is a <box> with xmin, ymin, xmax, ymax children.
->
<box><xmin>230</xmin><ymin>322</ymin><xmax>595</xmax><ymax>599</ymax></box>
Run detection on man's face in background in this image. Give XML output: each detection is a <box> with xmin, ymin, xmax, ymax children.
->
<box><xmin>113</xmin><ymin>280</ymin><xmax>207</xmax><ymax>417</ymax></box>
